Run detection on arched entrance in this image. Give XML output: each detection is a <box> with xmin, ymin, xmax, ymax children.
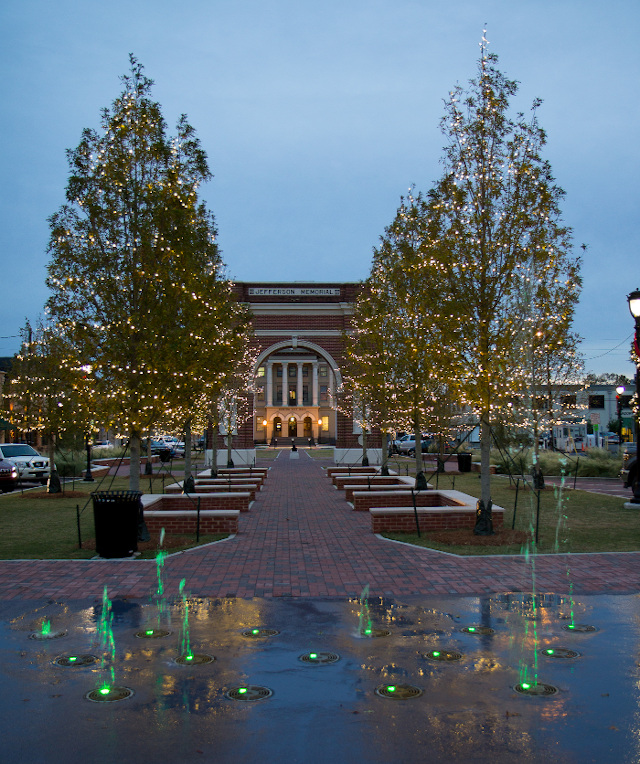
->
<box><xmin>303</xmin><ymin>417</ymin><xmax>312</xmax><ymax>437</ymax></box>
<box><xmin>288</xmin><ymin>417</ymin><xmax>298</xmax><ymax>437</ymax></box>
<box><xmin>273</xmin><ymin>417</ymin><xmax>282</xmax><ymax>436</ymax></box>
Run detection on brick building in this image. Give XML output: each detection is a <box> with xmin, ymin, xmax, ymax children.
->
<box><xmin>227</xmin><ymin>282</ymin><xmax>380</xmax><ymax>464</ymax></box>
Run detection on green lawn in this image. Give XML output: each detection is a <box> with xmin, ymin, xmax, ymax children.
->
<box><xmin>0</xmin><ymin>478</ymin><xmax>227</xmax><ymax>560</ymax></box>
<box><xmin>381</xmin><ymin>468</ymin><xmax>639</xmax><ymax>555</ymax></box>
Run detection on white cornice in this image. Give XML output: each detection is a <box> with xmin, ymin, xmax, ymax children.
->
<box><xmin>254</xmin><ymin>330</ymin><xmax>342</xmax><ymax>337</ymax></box>
<box><xmin>248</xmin><ymin>303</ymin><xmax>353</xmax><ymax>316</ymax></box>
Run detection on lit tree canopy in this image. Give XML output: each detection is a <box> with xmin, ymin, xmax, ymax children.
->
<box><xmin>428</xmin><ymin>36</ymin><xmax>582</xmax><ymax>509</ymax></box>
<box><xmin>45</xmin><ymin>56</ymin><xmax>244</xmax><ymax>488</ymax></box>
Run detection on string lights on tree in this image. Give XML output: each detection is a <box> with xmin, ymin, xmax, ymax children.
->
<box><xmin>45</xmin><ymin>55</ymin><xmax>246</xmax><ymax>489</ymax></box>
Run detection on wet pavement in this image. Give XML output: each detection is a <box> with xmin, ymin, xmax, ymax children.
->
<box><xmin>2</xmin><ymin>593</ymin><xmax>639</xmax><ymax>763</ymax></box>
<box><xmin>2</xmin><ymin>450</ymin><xmax>640</xmax><ymax>761</ymax></box>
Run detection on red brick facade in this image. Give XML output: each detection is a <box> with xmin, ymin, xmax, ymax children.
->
<box><xmin>231</xmin><ymin>282</ymin><xmax>371</xmax><ymax>451</ymax></box>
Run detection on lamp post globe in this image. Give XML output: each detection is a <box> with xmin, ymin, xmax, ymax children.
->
<box><xmin>616</xmin><ymin>386</ymin><xmax>625</xmax><ymax>444</ymax></box>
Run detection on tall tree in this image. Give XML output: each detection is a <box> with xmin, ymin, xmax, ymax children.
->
<box><xmin>342</xmin><ymin>276</ymin><xmax>400</xmax><ymax>473</ymax></box>
<box><xmin>431</xmin><ymin>36</ymin><xmax>581</xmax><ymax>516</ymax></box>
<box><xmin>369</xmin><ymin>192</ymin><xmax>463</xmax><ymax>484</ymax></box>
<box><xmin>5</xmin><ymin>319</ymin><xmax>91</xmax><ymax>491</ymax></box>
<box><xmin>46</xmin><ymin>56</ymin><xmax>237</xmax><ymax>489</ymax></box>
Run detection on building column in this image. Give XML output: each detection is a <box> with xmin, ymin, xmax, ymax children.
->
<box><xmin>312</xmin><ymin>362</ymin><xmax>319</xmax><ymax>406</ymax></box>
<box><xmin>282</xmin><ymin>363</ymin><xmax>288</xmax><ymax>407</ymax></box>
<box><xmin>297</xmin><ymin>363</ymin><xmax>303</xmax><ymax>406</ymax></box>
<box><xmin>266</xmin><ymin>362</ymin><xmax>273</xmax><ymax>407</ymax></box>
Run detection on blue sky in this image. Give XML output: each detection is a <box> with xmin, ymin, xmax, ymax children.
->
<box><xmin>1</xmin><ymin>0</ymin><xmax>638</xmax><ymax>377</ymax></box>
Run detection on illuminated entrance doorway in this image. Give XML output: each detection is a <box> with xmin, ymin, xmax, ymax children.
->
<box><xmin>288</xmin><ymin>417</ymin><xmax>297</xmax><ymax>437</ymax></box>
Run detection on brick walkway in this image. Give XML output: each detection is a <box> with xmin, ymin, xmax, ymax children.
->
<box><xmin>1</xmin><ymin>450</ymin><xmax>639</xmax><ymax>601</ymax></box>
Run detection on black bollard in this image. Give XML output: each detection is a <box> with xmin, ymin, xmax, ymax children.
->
<box><xmin>183</xmin><ymin>474</ymin><xmax>195</xmax><ymax>495</ymax></box>
<box><xmin>415</xmin><ymin>471</ymin><xmax>428</xmax><ymax>490</ymax></box>
<box><xmin>474</xmin><ymin>499</ymin><xmax>494</xmax><ymax>535</ymax></box>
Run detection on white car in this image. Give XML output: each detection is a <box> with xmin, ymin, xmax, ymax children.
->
<box><xmin>92</xmin><ymin>441</ymin><xmax>115</xmax><ymax>451</ymax></box>
<box><xmin>0</xmin><ymin>444</ymin><xmax>51</xmax><ymax>484</ymax></box>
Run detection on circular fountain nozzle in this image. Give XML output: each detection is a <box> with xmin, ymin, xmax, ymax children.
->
<box><xmin>375</xmin><ymin>683</ymin><xmax>423</xmax><ymax>699</ymax></box>
<box><xmin>562</xmin><ymin>623</ymin><xmax>597</xmax><ymax>633</ymax></box>
<box><xmin>299</xmin><ymin>651</ymin><xmax>340</xmax><ymax>664</ymax></box>
<box><xmin>54</xmin><ymin>654</ymin><xmax>97</xmax><ymax>667</ymax></box>
<box><xmin>514</xmin><ymin>682</ymin><xmax>558</xmax><ymax>697</ymax></box>
<box><xmin>135</xmin><ymin>628</ymin><xmax>172</xmax><ymax>639</ymax></box>
<box><xmin>360</xmin><ymin>628</ymin><xmax>391</xmax><ymax>638</ymax></box>
<box><xmin>226</xmin><ymin>685</ymin><xmax>273</xmax><ymax>701</ymax></box>
<box><xmin>539</xmin><ymin>647</ymin><xmax>580</xmax><ymax>659</ymax></box>
<box><xmin>85</xmin><ymin>685</ymin><xmax>134</xmax><ymax>703</ymax></box>
<box><xmin>29</xmin><ymin>630</ymin><xmax>67</xmax><ymax>640</ymax></box>
<box><xmin>175</xmin><ymin>653</ymin><xmax>215</xmax><ymax>665</ymax></box>
<box><xmin>423</xmin><ymin>649</ymin><xmax>463</xmax><ymax>662</ymax></box>
<box><xmin>242</xmin><ymin>628</ymin><xmax>279</xmax><ymax>638</ymax></box>
<box><xmin>461</xmin><ymin>626</ymin><xmax>494</xmax><ymax>635</ymax></box>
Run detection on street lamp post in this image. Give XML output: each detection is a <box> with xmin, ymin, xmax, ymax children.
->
<box><xmin>616</xmin><ymin>385</ymin><xmax>625</xmax><ymax>446</ymax></box>
<box><xmin>83</xmin><ymin>435</ymin><xmax>94</xmax><ymax>482</ymax></box>
<box><xmin>626</xmin><ymin>288</ymin><xmax>640</xmax><ymax>504</ymax></box>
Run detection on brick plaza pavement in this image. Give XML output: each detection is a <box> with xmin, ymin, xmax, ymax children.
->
<box><xmin>1</xmin><ymin>450</ymin><xmax>639</xmax><ymax>601</ymax></box>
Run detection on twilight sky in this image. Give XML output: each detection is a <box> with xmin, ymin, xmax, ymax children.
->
<box><xmin>1</xmin><ymin>0</ymin><xmax>638</xmax><ymax>378</ymax></box>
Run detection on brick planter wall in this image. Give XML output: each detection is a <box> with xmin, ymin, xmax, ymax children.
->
<box><xmin>326</xmin><ymin>467</ymin><xmax>378</xmax><ymax>478</ymax></box>
<box><xmin>165</xmin><ymin>484</ymin><xmax>257</xmax><ymax>501</ymax></box>
<box><xmin>333</xmin><ymin>475</ymin><xmax>406</xmax><ymax>489</ymax></box>
<box><xmin>370</xmin><ymin>491</ymin><xmax>504</xmax><ymax>534</ymax></box>
<box><xmin>144</xmin><ymin>493</ymin><xmax>251</xmax><ymax>513</ymax></box>
<box><xmin>344</xmin><ymin>483</ymin><xmax>419</xmax><ymax>502</ymax></box>
<box><xmin>353</xmin><ymin>490</ymin><xmax>458</xmax><ymax>512</ymax></box>
<box><xmin>144</xmin><ymin>510</ymin><xmax>239</xmax><ymax>535</ymax></box>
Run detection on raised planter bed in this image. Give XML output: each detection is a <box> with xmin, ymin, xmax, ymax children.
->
<box><xmin>471</xmin><ymin>462</ymin><xmax>497</xmax><ymax>474</ymax></box>
<box><xmin>332</xmin><ymin>474</ymin><xmax>406</xmax><ymax>489</ymax></box>
<box><xmin>326</xmin><ymin>467</ymin><xmax>378</xmax><ymax>479</ymax></box>
<box><xmin>141</xmin><ymin>493</ymin><xmax>244</xmax><ymax>534</ymax></box>
<box><xmin>343</xmin><ymin>479</ymin><xmax>418</xmax><ymax>502</ymax></box>
<box><xmin>352</xmin><ymin>488</ymin><xmax>446</xmax><ymax>512</ymax></box>
<box><xmin>165</xmin><ymin>483</ymin><xmax>257</xmax><ymax>501</ymax></box>
<box><xmin>196</xmin><ymin>476</ymin><xmax>265</xmax><ymax>487</ymax></box>
<box><xmin>369</xmin><ymin>490</ymin><xmax>504</xmax><ymax>533</ymax></box>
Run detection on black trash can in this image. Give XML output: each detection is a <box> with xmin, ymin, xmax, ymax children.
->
<box><xmin>159</xmin><ymin>448</ymin><xmax>173</xmax><ymax>463</ymax></box>
<box><xmin>457</xmin><ymin>453</ymin><xmax>472</xmax><ymax>472</ymax></box>
<box><xmin>91</xmin><ymin>490</ymin><xmax>143</xmax><ymax>559</ymax></box>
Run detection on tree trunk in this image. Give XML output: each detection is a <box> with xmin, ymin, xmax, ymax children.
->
<box><xmin>130</xmin><ymin>429</ymin><xmax>141</xmax><ymax>491</ymax></box>
<box><xmin>361</xmin><ymin>426</ymin><xmax>369</xmax><ymax>466</ymax></box>
<box><xmin>380</xmin><ymin>431</ymin><xmax>389</xmax><ymax>476</ymax></box>
<box><xmin>184</xmin><ymin>418</ymin><xmax>192</xmax><ymax>481</ymax></box>
<box><xmin>210</xmin><ymin>425</ymin><xmax>218</xmax><ymax>477</ymax></box>
<box><xmin>414</xmin><ymin>420</ymin><xmax>422</xmax><ymax>476</ymax></box>
<box><xmin>47</xmin><ymin>432</ymin><xmax>61</xmax><ymax>493</ymax></box>
<box><xmin>480</xmin><ymin>410</ymin><xmax>492</xmax><ymax>506</ymax></box>
<box><xmin>226</xmin><ymin>432</ymin><xmax>233</xmax><ymax>468</ymax></box>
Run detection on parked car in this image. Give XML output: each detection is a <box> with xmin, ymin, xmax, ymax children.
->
<box><xmin>395</xmin><ymin>435</ymin><xmax>433</xmax><ymax>456</ymax></box>
<box><xmin>621</xmin><ymin>442</ymin><xmax>637</xmax><ymax>488</ymax></box>
<box><xmin>0</xmin><ymin>458</ymin><xmax>19</xmax><ymax>492</ymax></box>
<box><xmin>390</xmin><ymin>434</ymin><xmax>411</xmax><ymax>454</ymax></box>
<box><xmin>149</xmin><ymin>440</ymin><xmax>175</xmax><ymax>456</ymax></box>
<box><xmin>92</xmin><ymin>440</ymin><xmax>114</xmax><ymax>451</ymax></box>
<box><xmin>0</xmin><ymin>444</ymin><xmax>51</xmax><ymax>484</ymax></box>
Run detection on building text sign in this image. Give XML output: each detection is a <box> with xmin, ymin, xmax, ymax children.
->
<box><xmin>248</xmin><ymin>287</ymin><xmax>341</xmax><ymax>296</ymax></box>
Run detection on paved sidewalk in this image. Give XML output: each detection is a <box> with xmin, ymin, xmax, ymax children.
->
<box><xmin>1</xmin><ymin>450</ymin><xmax>639</xmax><ymax>601</ymax></box>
